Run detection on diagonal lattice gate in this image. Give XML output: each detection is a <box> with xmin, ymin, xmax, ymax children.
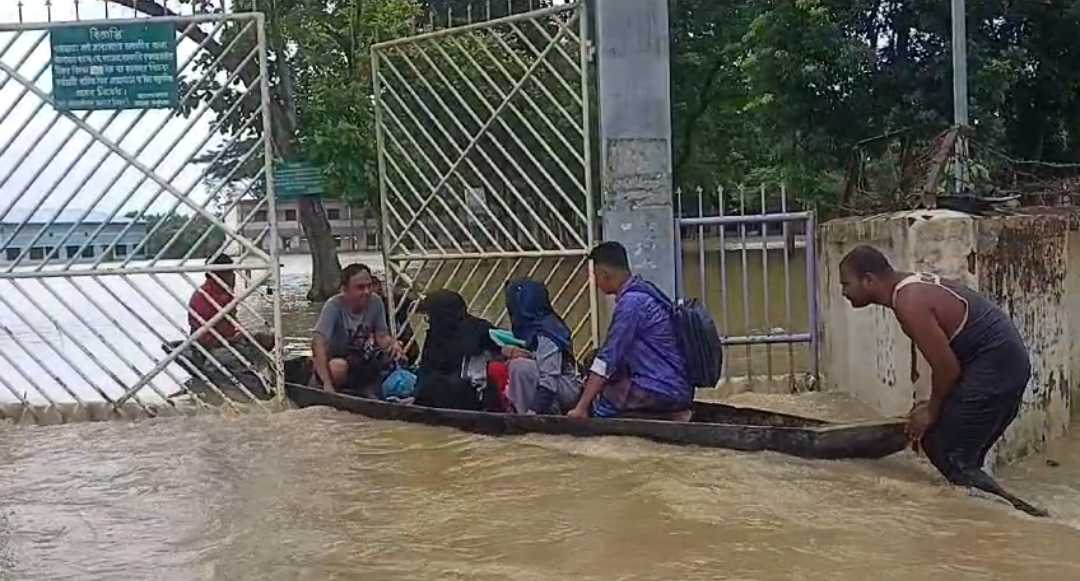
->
<box><xmin>0</xmin><ymin>12</ymin><xmax>283</xmax><ymax>423</ymax></box>
<box><xmin>374</xmin><ymin>1</ymin><xmax>598</xmax><ymax>358</ymax></box>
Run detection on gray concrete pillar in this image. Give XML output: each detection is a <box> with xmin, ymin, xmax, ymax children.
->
<box><xmin>596</xmin><ymin>0</ymin><xmax>677</xmax><ymax>298</ymax></box>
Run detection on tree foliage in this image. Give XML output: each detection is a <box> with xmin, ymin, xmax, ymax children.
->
<box><xmin>284</xmin><ymin>0</ymin><xmax>422</xmax><ymax>209</ymax></box>
<box><xmin>108</xmin><ymin>0</ymin><xmax>421</xmax><ymax>300</ymax></box>
<box><xmin>670</xmin><ymin>0</ymin><xmax>1080</xmax><ymax>211</ymax></box>
<box><xmin>113</xmin><ymin>0</ymin><xmax>1080</xmax><ymax>252</ymax></box>
<box><xmin>141</xmin><ymin>213</ymin><xmax>226</xmax><ymax>259</ymax></box>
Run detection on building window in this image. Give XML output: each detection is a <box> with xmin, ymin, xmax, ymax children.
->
<box><xmin>284</xmin><ymin>209</ymin><xmax>297</xmax><ymax>222</ymax></box>
<box><xmin>333</xmin><ymin>235</ymin><xmax>342</xmax><ymax>248</ymax></box>
<box><xmin>115</xmin><ymin>244</ymin><xmax>128</xmax><ymax>257</ymax></box>
<box><xmin>29</xmin><ymin>247</ymin><xmax>44</xmax><ymax>260</ymax></box>
<box><xmin>82</xmin><ymin>246</ymin><xmax>95</xmax><ymax>258</ymax></box>
<box><xmin>366</xmin><ymin>231</ymin><xmax>378</xmax><ymax>248</ymax></box>
<box><xmin>253</xmin><ymin>210</ymin><xmax>268</xmax><ymax>222</ymax></box>
<box><xmin>327</xmin><ymin>208</ymin><xmax>341</xmax><ymax>220</ymax></box>
<box><xmin>44</xmin><ymin>247</ymin><xmax>55</xmax><ymax>258</ymax></box>
<box><xmin>66</xmin><ymin>245</ymin><xmax>80</xmax><ymax>258</ymax></box>
<box><xmin>5</xmin><ymin>247</ymin><xmax>20</xmax><ymax>261</ymax></box>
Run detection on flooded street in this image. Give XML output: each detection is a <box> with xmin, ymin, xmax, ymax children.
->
<box><xmin>4</xmin><ymin>0</ymin><xmax>1079</xmax><ymax>576</ymax></box>
<box><xmin>2</xmin><ymin>403</ymin><xmax>1080</xmax><ymax>580</ymax></box>
<box><xmin>2</xmin><ymin>253</ymin><xmax>1080</xmax><ymax>579</ymax></box>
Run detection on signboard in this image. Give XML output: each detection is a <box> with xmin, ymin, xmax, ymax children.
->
<box><xmin>50</xmin><ymin>23</ymin><xmax>178</xmax><ymax>112</ymax></box>
<box><xmin>273</xmin><ymin>161</ymin><xmax>326</xmax><ymax>199</ymax></box>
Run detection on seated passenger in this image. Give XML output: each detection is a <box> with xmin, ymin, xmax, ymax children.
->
<box><xmin>567</xmin><ymin>242</ymin><xmax>692</xmax><ymax>420</ymax></box>
<box><xmin>502</xmin><ymin>279</ymin><xmax>582</xmax><ymax>414</ymax></box>
<box><xmin>413</xmin><ymin>289</ymin><xmax>501</xmax><ymax>410</ymax></box>
<box><xmin>187</xmin><ymin>254</ymin><xmax>273</xmax><ymax>369</ymax></box>
<box><xmin>312</xmin><ymin>263</ymin><xmax>405</xmax><ymax>396</ymax></box>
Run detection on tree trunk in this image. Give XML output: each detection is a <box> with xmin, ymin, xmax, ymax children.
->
<box><xmin>266</xmin><ymin>10</ymin><xmax>341</xmax><ymax>301</ymax></box>
<box><xmin>298</xmin><ymin>198</ymin><xmax>342</xmax><ymax>300</ymax></box>
<box><xmin>109</xmin><ymin>0</ymin><xmax>343</xmax><ymax>302</ymax></box>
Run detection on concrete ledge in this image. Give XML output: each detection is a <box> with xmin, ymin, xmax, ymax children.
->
<box><xmin>0</xmin><ymin>399</ymin><xmax>291</xmax><ymax>426</ymax></box>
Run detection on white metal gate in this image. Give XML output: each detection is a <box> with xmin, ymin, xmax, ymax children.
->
<box><xmin>373</xmin><ymin>1</ymin><xmax>598</xmax><ymax>358</ymax></box>
<box><xmin>0</xmin><ymin>11</ymin><xmax>282</xmax><ymax>422</ymax></box>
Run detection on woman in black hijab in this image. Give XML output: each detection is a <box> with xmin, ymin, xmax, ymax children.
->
<box><xmin>413</xmin><ymin>290</ymin><xmax>500</xmax><ymax>410</ymax></box>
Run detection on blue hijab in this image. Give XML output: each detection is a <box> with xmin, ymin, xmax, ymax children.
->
<box><xmin>505</xmin><ymin>279</ymin><xmax>572</xmax><ymax>354</ymax></box>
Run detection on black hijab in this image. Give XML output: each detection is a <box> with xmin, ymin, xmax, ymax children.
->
<box><xmin>417</xmin><ymin>290</ymin><xmax>496</xmax><ymax>374</ymax></box>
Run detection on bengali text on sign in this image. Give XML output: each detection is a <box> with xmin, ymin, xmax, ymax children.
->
<box><xmin>50</xmin><ymin>23</ymin><xmax>178</xmax><ymax>112</ymax></box>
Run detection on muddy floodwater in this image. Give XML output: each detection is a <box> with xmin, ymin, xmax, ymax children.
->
<box><xmin>2</xmin><ymin>397</ymin><xmax>1080</xmax><ymax>581</ymax></box>
<box><xmin>2</xmin><ymin>254</ymin><xmax>1080</xmax><ymax>579</ymax></box>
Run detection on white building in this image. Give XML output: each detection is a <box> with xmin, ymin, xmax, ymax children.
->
<box><xmin>0</xmin><ymin>209</ymin><xmax>147</xmax><ymax>265</ymax></box>
<box><xmin>231</xmin><ymin>198</ymin><xmax>379</xmax><ymax>254</ymax></box>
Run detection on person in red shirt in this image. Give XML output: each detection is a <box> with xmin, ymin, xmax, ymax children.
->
<box><xmin>188</xmin><ymin>254</ymin><xmax>240</xmax><ymax>348</ymax></box>
<box><xmin>188</xmin><ymin>255</ymin><xmax>272</xmax><ymax>364</ymax></box>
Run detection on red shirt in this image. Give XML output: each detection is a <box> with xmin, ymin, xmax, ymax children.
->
<box><xmin>188</xmin><ymin>280</ymin><xmax>238</xmax><ymax>348</ymax></box>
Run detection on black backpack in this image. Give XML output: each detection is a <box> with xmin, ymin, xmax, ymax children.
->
<box><xmin>673</xmin><ymin>299</ymin><xmax>724</xmax><ymax>388</ymax></box>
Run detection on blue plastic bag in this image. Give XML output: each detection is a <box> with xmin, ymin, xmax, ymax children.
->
<box><xmin>381</xmin><ymin>368</ymin><xmax>418</xmax><ymax>399</ymax></box>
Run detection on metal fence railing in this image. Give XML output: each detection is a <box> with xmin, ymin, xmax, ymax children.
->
<box><xmin>675</xmin><ymin>185</ymin><xmax>819</xmax><ymax>392</ymax></box>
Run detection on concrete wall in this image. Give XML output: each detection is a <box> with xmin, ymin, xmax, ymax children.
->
<box><xmin>818</xmin><ymin>210</ymin><xmax>1072</xmax><ymax>465</ymax></box>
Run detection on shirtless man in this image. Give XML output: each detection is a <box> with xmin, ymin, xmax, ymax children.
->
<box><xmin>838</xmin><ymin>245</ymin><xmax>1046</xmax><ymax>516</ymax></box>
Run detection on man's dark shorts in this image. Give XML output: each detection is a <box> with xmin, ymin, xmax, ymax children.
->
<box><xmin>922</xmin><ymin>381</ymin><xmax>1025</xmax><ymax>483</ymax></box>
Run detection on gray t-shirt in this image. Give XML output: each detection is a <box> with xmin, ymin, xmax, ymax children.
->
<box><xmin>313</xmin><ymin>294</ymin><xmax>388</xmax><ymax>358</ymax></box>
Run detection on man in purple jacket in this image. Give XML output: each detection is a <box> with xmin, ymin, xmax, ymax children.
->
<box><xmin>567</xmin><ymin>242</ymin><xmax>692</xmax><ymax>420</ymax></box>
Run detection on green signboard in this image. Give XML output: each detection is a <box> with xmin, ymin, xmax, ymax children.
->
<box><xmin>273</xmin><ymin>161</ymin><xmax>326</xmax><ymax>199</ymax></box>
<box><xmin>50</xmin><ymin>23</ymin><xmax>178</xmax><ymax>111</ymax></box>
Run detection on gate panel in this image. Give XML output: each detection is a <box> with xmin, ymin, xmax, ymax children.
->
<box><xmin>0</xmin><ymin>12</ymin><xmax>282</xmax><ymax>421</ymax></box>
<box><xmin>373</xmin><ymin>2</ymin><xmax>598</xmax><ymax>358</ymax></box>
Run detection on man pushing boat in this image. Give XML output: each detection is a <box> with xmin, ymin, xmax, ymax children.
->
<box><xmin>838</xmin><ymin>245</ymin><xmax>1047</xmax><ymax>516</ymax></box>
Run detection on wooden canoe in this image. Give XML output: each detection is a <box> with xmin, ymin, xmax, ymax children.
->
<box><xmin>163</xmin><ymin>348</ymin><xmax>907</xmax><ymax>459</ymax></box>
<box><xmin>284</xmin><ymin>383</ymin><xmax>908</xmax><ymax>460</ymax></box>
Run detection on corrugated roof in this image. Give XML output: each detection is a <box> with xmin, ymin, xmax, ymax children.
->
<box><xmin>0</xmin><ymin>208</ymin><xmax>141</xmax><ymax>226</ymax></box>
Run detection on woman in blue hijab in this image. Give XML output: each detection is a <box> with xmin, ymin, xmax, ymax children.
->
<box><xmin>503</xmin><ymin>279</ymin><xmax>582</xmax><ymax>414</ymax></box>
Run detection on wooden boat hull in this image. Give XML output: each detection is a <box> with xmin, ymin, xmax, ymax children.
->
<box><xmin>284</xmin><ymin>383</ymin><xmax>908</xmax><ymax>460</ymax></box>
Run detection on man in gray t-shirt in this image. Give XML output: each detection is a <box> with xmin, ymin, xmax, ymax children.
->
<box><xmin>312</xmin><ymin>263</ymin><xmax>404</xmax><ymax>394</ymax></box>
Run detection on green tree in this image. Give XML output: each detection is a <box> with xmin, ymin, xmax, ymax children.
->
<box><xmin>670</xmin><ymin>0</ymin><xmax>1080</xmax><ymax>211</ymax></box>
<box><xmin>108</xmin><ymin>0</ymin><xmax>420</xmax><ymax>300</ymax></box>
<box><xmin>141</xmin><ymin>212</ymin><xmax>227</xmax><ymax>259</ymax></box>
<box><xmin>671</xmin><ymin>0</ymin><xmax>876</xmax><ymax>205</ymax></box>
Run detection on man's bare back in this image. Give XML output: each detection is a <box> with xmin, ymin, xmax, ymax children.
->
<box><xmin>892</xmin><ymin>276</ymin><xmax>967</xmax><ymax>340</ymax></box>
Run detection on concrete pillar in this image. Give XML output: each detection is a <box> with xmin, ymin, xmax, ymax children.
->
<box><xmin>596</xmin><ymin>0</ymin><xmax>677</xmax><ymax>298</ymax></box>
